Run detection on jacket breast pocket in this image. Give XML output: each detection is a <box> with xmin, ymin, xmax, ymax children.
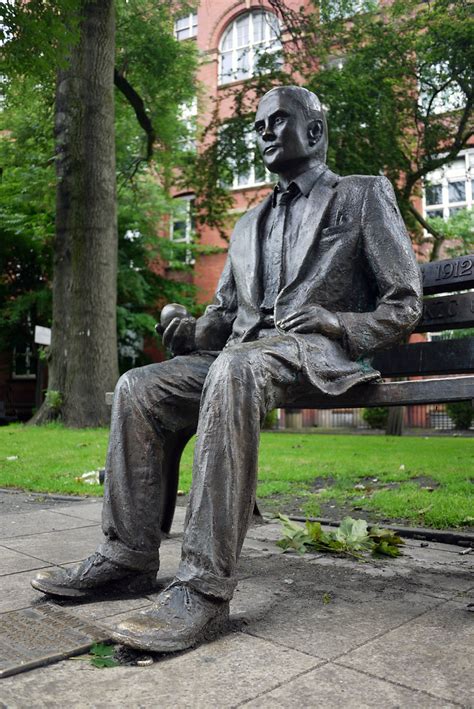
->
<box><xmin>318</xmin><ymin>227</ymin><xmax>358</xmax><ymax>257</ymax></box>
<box><xmin>321</xmin><ymin>221</ymin><xmax>355</xmax><ymax>238</ymax></box>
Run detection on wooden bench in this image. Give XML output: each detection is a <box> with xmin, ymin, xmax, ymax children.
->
<box><xmin>108</xmin><ymin>254</ymin><xmax>474</xmax><ymax>534</ymax></box>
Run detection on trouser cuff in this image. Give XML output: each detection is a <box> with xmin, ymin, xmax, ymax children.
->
<box><xmin>98</xmin><ymin>539</ymin><xmax>160</xmax><ymax>572</ymax></box>
<box><xmin>175</xmin><ymin>560</ymin><xmax>236</xmax><ymax>601</ymax></box>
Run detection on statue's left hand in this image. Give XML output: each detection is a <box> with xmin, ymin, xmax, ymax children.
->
<box><xmin>162</xmin><ymin>316</ymin><xmax>197</xmax><ymax>355</ymax></box>
<box><xmin>278</xmin><ymin>305</ymin><xmax>342</xmax><ymax>339</ymax></box>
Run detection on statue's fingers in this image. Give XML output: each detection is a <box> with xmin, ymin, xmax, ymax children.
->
<box><xmin>280</xmin><ymin>313</ymin><xmax>307</xmax><ymax>329</ymax></box>
<box><xmin>290</xmin><ymin>322</ymin><xmax>316</xmax><ymax>333</ymax></box>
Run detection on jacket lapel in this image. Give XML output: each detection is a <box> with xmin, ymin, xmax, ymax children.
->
<box><xmin>278</xmin><ymin>169</ymin><xmax>339</xmax><ymax>301</ymax></box>
<box><xmin>237</xmin><ymin>193</ymin><xmax>272</xmax><ymax>306</ymax></box>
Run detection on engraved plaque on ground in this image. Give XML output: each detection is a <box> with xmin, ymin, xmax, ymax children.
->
<box><xmin>0</xmin><ymin>604</ymin><xmax>110</xmax><ymax>678</ymax></box>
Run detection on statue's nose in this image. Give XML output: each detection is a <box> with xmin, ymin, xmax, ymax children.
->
<box><xmin>262</xmin><ymin>126</ymin><xmax>275</xmax><ymax>141</ymax></box>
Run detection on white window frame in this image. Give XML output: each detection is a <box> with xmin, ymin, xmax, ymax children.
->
<box><xmin>218</xmin><ymin>11</ymin><xmax>282</xmax><ymax>86</ymax></box>
<box><xmin>423</xmin><ymin>149</ymin><xmax>473</xmax><ymax>221</ymax></box>
<box><xmin>170</xmin><ymin>195</ymin><xmax>195</xmax><ymax>266</ymax></box>
<box><xmin>174</xmin><ymin>12</ymin><xmax>198</xmax><ymax>41</ymax></box>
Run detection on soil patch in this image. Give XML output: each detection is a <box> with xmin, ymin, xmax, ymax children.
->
<box><xmin>409</xmin><ymin>476</ymin><xmax>441</xmax><ymax>489</ymax></box>
<box><xmin>0</xmin><ymin>489</ymin><xmax>90</xmax><ymax>514</ymax></box>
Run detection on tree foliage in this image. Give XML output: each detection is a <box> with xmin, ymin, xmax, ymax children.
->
<box><xmin>0</xmin><ymin>1</ymin><xmax>199</xmax><ymax>395</ymax></box>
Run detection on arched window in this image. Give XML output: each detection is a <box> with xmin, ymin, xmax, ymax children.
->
<box><xmin>219</xmin><ymin>11</ymin><xmax>281</xmax><ymax>85</ymax></box>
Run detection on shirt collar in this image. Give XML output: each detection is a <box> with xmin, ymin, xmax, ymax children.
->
<box><xmin>272</xmin><ymin>163</ymin><xmax>326</xmax><ymax>207</ymax></box>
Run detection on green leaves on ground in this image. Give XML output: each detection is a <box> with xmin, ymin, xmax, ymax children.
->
<box><xmin>87</xmin><ymin>643</ymin><xmax>119</xmax><ymax>669</ymax></box>
<box><xmin>277</xmin><ymin>515</ymin><xmax>404</xmax><ymax>559</ymax></box>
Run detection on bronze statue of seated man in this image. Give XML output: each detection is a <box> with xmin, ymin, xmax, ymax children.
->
<box><xmin>32</xmin><ymin>86</ymin><xmax>422</xmax><ymax>653</ymax></box>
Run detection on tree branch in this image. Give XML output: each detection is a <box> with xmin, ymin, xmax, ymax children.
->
<box><xmin>114</xmin><ymin>69</ymin><xmax>156</xmax><ymax>161</ymax></box>
<box><xmin>403</xmin><ymin>96</ymin><xmax>474</xmax><ymax>198</ymax></box>
<box><xmin>408</xmin><ymin>203</ymin><xmax>445</xmax><ymax>261</ymax></box>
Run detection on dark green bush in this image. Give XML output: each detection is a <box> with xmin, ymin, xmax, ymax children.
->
<box><xmin>446</xmin><ymin>401</ymin><xmax>473</xmax><ymax>430</ymax></box>
<box><xmin>362</xmin><ymin>406</ymin><xmax>389</xmax><ymax>429</ymax></box>
<box><xmin>263</xmin><ymin>409</ymin><xmax>278</xmax><ymax>429</ymax></box>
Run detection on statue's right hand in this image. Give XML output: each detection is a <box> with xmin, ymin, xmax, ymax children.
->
<box><xmin>162</xmin><ymin>316</ymin><xmax>196</xmax><ymax>356</ymax></box>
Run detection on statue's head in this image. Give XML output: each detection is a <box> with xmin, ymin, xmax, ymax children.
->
<box><xmin>254</xmin><ymin>86</ymin><xmax>328</xmax><ymax>175</ymax></box>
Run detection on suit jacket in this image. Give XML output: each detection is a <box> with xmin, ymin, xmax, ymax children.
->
<box><xmin>195</xmin><ymin>167</ymin><xmax>423</xmax><ymax>395</ymax></box>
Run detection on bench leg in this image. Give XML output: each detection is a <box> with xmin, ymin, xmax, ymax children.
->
<box><xmin>160</xmin><ymin>427</ymin><xmax>196</xmax><ymax>535</ymax></box>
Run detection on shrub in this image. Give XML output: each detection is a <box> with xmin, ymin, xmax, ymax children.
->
<box><xmin>362</xmin><ymin>406</ymin><xmax>389</xmax><ymax>429</ymax></box>
<box><xmin>263</xmin><ymin>409</ymin><xmax>278</xmax><ymax>429</ymax></box>
<box><xmin>446</xmin><ymin>401</ymin><xmax>473</xmax><ymax>430</ymax></box>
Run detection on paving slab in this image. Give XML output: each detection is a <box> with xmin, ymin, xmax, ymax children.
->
<box><xmin>56</xmin><ymin>596</ymin><xmax>153</xmax><ymax>623</ymax></box>
<box><xmin>0</xmin><ymin>510</ymin><xmax>97</xmax><ymax>540</ymax></box>
<box><xmin>340</xmin><ymin>598</ymin><xmax>474</xmax><ymax>706</ymax></box>
<box><xmin>0</xmin><ymin>632</ymin><xmax>321</xmax><ymax>709</ymax></box>
<box><xmin>53</xmin><ymin>500</ymin><xmax>188</xmax><ymax>535</ymax></box>
<box><xmin>2</xmin><ymin>525</ymin><xmax>103</xmax><ymax>566</ymax></box>
<box><xmin>0</xmin><ymin>546</ymin><xmax>51</xmax><ymax>576</ymax></box>
<box><xmin>244</xmin><ymin>662</ymin><xmax>460</xmax><ymax>708</ymax></box>
<box><xmin>0</xmin><ymin>570</ymin><xmax>54</xmax><ymax>613</ymax></box>
<box><xmin>50</xmin><ymin>501</ymin><xmax>104</xmax><ymax>524</ymax></box>
<box><xmin>247</xmin><ymin>587</ymin><xmax>441</xmax><ymax>661</ymax></box>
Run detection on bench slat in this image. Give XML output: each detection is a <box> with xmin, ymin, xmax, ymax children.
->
<box><xmin>420</xmin><ymin>254</ymin><xmax>474</xmax><ymax>295</ymax></box>
<box><xmin>415</xmin><ymin>292</ymin><xmax>474</xmax><ymax>333</ymax></box>
<box><xmin>287</xmin><ymin>375</ymin><xmax>474</xmax><ymax>409</ymax></box>
<box><xmin>372</xmin><ymin>338</ymin><xmax>474</xmax><ymax>377</ymax></box>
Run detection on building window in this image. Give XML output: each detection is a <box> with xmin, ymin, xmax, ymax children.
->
<box><xmin>178</xmin><ymin>97</ymin><xmax>198</xmax><ymax>151</ymax></box>
<box><xmin>220</xmin><ymin>123</ymin><xmax>273</xmax><ymax>189</ymax></box>
<box><xmin>12</xmin><ymin>344</ymin><xmax>36</xmax><ymax>379</ymax></box>
<box><xmin>219</xmin><ymin>11</ymin><xmax>281</xmax><ymax>85</ymax></box>
<box><xmin>170</xmin><ymin>196</ymin><xmax>195</xmax><ymax>266</ymax></box>
<box><xmin>174</xmin><ymin>12</ymin><xmax>198</xmax><ymax>41</ymax></box>
<box><xmin>423</xmin><ymin>150</ymin><xmax>473</xmax><ymax>221</ymax></box>
<box><xmin>232</xmin><ymin>132</ymin><xmax>269</xmax><ymax>189</ymax></box>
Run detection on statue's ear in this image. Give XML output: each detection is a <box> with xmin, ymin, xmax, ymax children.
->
<box><xmin>308</xmin><ymin>119</ymin><xmax>323</xmax><ymax>146</ymax></box>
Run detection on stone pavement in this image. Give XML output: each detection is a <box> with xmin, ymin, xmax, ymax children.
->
<box><xmin>0</xmin><ymin>496</ymin><xmax>472</xmax><ymax>708</ymax></box>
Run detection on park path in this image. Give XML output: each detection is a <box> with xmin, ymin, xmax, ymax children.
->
<box><xmin>0</xmin><ymin>495</ymin><xmax>472</xmax><ymax>708</ymax></box>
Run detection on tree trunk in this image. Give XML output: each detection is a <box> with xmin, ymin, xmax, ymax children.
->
<box><xmin>31</xmin><ymin>0</ymin><xmax>118</xmax><ymax>427</ymax></box>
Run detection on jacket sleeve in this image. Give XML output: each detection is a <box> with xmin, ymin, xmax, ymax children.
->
<box><xmin>337</xmin><ymin>177</ymin><xmax>423</xmax><ymax>359</ymax></box>
<box><xmin>195</xmin><ymin>252</ymin><xmax>238</xmax><ymax>351</ymax></box>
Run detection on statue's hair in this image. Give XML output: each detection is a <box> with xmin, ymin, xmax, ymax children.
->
<box><xmin>260</xmin><ymin>85</ymin><xmax>328</xmax><ymax>161</ymax></box>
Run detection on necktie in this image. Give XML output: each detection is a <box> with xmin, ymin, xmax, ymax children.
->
<box><xmin>261</xmin><ymin>185</ymin><xmax>297</xmax><ymax>312</ymax></box>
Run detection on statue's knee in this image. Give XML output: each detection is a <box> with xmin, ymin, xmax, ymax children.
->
<box><xmin>209</xmin><ymin>348</ymin><xmax>257</xmax><ymax>384</ymax></box>
<box><xmin>114</xmin><ymin>368</ymin><xmax>147</xmax><ymax>404</ymax></box>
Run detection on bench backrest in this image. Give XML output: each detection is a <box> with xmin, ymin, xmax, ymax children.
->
<box><xmin>372</xmin><ymin>254</ymin><xmax>474</xmax><ymax>379</ymax></box>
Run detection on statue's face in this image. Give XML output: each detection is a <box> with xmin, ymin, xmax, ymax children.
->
<box><xmin>254</xmin><ymin>92</ymin><xmax>318</xmax><ymax>174</ymax></box>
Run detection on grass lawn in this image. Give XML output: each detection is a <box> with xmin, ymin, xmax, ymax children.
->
<box><xmin>1</xmin><ymin>424</ymin><xmax>473</xmax><ymax>529</ymax></box>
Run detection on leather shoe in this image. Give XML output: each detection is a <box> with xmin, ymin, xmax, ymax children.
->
<box><xmin>111</xmin><ymin>582</ymin><xmax>229</xmax><ymax>652</ymax></box>
<box><xmin>31</xmin><ymin>552</ymin><xmax>158</xmax><ymax>599</ymax></box>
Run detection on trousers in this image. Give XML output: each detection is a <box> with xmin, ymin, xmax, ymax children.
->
<box><xmin>99</xmin><ymin>335</ymin><xmax>318</xmax><ymax>601</ymax></box>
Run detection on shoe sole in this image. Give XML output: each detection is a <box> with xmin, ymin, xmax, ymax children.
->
<box><xmin>111</xmin><ymin>603</ymin><xmax>230</xmax><ymax>653</ymax></box>
<box><xmin>30</xmin><ymin>572</ymin><xmax>159</xmax><ymax>599</ymax></box>
<box><xmin>30</xmin><ymin>578</ymin><xmax>91</xmax><ymax>598</ymax></box>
